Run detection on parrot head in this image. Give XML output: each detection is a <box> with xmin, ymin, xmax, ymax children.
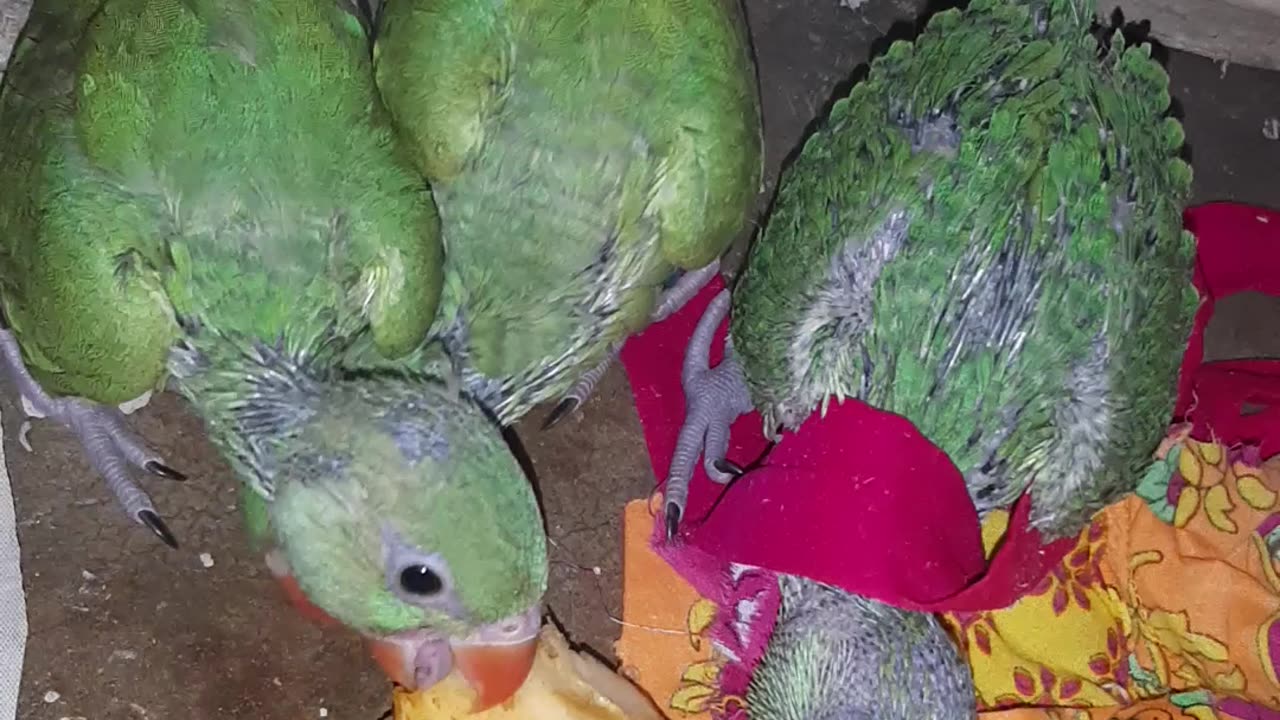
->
<box><xmin>255</xmin><ymin>374</ymin><xmax>548</xmax><ymax>710</ymax></box>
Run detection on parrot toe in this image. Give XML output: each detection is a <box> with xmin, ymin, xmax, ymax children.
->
<box><xmin>541</xmin><ymin>344</ymin><xmax>621</xmax><ymax>431</ymax></box>
<box><xmin>664</xmin><ymin>501</ymin><xmax>682</xmax><ymax>542</ymax></box>
<box><xmin>712</xmin><ymin>458</ymin><xmax>745</xmax><ymax>478</ymax></box>
<box><xmin>651</xmin><ymin>259</ymin><xmax>722</xmax><ymax>323</ymax></box>
<box><xmin>540</xmin><ymin>396</ymin><xmax>581</xmax><ymax>431</ymax></box>
<box><xmin>662</xmin><ymin>289</ymin><xmax>755</xmax><ymax>541</ymax></box>
<box><xmin>0</xmin><ymin>329</ymin><xmax>184</xmax><ymax>550</ymax></box>
<box><xmin>138</xmin><ymin>510</ymin><xmax>179</xmax><ymax>549</ymax></box>
<box><xmin>144</xmin><ymin>461</ymin><xmax>188</xmax><ymax>482</ymax></box>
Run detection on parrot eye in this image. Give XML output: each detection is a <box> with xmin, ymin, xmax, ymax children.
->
<box><xmin>398</xmin><ymin>564</ymin><xmax>444</xmax><ymax>596</ymax></box>
<box><xmin>382</xmin><ymin>527</ymin><xmax>462</xmax><ymax>612</ymax></box>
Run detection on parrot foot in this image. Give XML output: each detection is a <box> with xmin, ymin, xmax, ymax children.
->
<box><xmin>541</xmin><ymin>259</ymin><xmax>723</xmax><ymax>430</ymax></box>
<box><xmin>650</xmin><ymin>258</ymin><xmax>723</xmax><ymax>325</ymax></box>
<box><xmin>540</xmin><ymin>345</ymin><xmax>617</xmax><ymax>430</ymax></box>
<box><xmin>663</xmin><ymin>289</ymin><xmax>753</xmax><ymax>541</ymax></box>
<box><xmin>0</xmin><ymin>328</ymin><xmax>185</xmax><ymax>549</ymax></box>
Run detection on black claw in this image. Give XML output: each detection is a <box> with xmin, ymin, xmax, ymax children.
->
<box><xmin>664</xmin><ymin>502</ymin><xmax>682</xmax><ymax>542</ymax></box>
<box><xmin>713</xmin><ymin>459</ymin><xmax>745</xmax><ymax>477</ymax></box>
<box><xmin>144</xmin><ymin>461</ymin><xmax>187</xmax><ymax>482</ymax></box>
<box><xmin>540</xmin><ymin>398</ymin><xmax>578</xmax><ymax>431</ymax></box>
<box><xmin>139</xmin><ymin>510</ymin><xmax>179</xmax><ymax>549</ymax></box>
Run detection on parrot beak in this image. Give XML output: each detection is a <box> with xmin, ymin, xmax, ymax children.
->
<box><xmin>367</xmin><ymin>604</ymin><xmax>542</xmax><ymax>712</ymax></box>
<box><xmin>451</xmin><ymin>634</ymin><xmax>539</xmax><ymax>712</ymax></box>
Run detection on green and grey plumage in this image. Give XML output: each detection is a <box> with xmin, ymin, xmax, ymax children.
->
<box><xmin>662</xmin><ymin>0</ymin><xmax>1196</xmax><ymax>718</ymax></box>
<box><xmin>0</xmin><ymin>0</ymin><xmax>545</xmax><ymax>646</ymax></box>
<box><xmin>370</xmin><ymin>0</ymin><xmax>763</xmax><ymax>423</ymax></box>
<box><xmin>749</xmin><ymin>577</ymin><xmax>974</xmax><ymax>720</ymax></box>
<box><xmin>734</xmin><ymin>0</ymin><xmax>1195</xmax><ymax>537</ymax></box>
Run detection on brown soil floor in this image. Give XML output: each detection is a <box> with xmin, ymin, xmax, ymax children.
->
<box><xmin>7</xmin><ymin>1</ymin><xmax>1280</xmax><ymax>718</ymax></box>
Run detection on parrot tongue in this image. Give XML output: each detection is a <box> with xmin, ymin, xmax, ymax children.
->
<box><xmin>367</xmin><ymin>605</ymin><xmax>542</xmax><ymax>712</ymax></box>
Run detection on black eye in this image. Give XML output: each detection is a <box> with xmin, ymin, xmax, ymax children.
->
<box><xmin>399</xmin><ymin>564</ymin><xmax>444</xmax><ymax>596</ymax></box>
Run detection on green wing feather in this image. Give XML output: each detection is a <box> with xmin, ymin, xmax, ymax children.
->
<box><xmin>0</xmin><ymin>0</ymin><xmax>444</xmax><ymax>405</ymax></box>
<box><xmin>0</xmin><ymin>0</ymin><xmax>179</xmax><ymax>404</ymax></box>
<box><xmin>372</xmin><ymin>0</ymin><xmax>762</xmax><ymax>420</ymax></box>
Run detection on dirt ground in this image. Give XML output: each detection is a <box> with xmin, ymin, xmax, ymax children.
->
<box><xmin>5</xmin><ymin>1</ymin><xmax>1280</xmax><ymax>718</ymax></box>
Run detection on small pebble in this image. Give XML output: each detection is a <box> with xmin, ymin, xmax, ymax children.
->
<box><xmin>319</xmin><ymin>709</ymin><xmax>329</xmax><ymax>718</ymax></box>
<box><xmin>199</xmin><ymin>553</ymin><xmax>215</xmax><ymax>569</ymax></box>
<box><xmin>80</xmin><ymin>570</ymin><xmax>97</xmax><ymax>581</ymax></box>
<box><xmin>43</xmin><ymin>691</ymin><xmax>60</xmax><ymax>703</ymax></box>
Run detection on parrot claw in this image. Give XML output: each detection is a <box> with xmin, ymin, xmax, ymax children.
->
<box><xmin>541</xmin><ymin>348</ymin><xmax>615</xmax><ymax>431</ymax></box>
<box><xmin>145</xmin><ymin>461</ymin><xmax>188</xmax><ymax>482</ymax></box>
<box><xmin>139</xmin><ymin>510</ymin><xmax>179</xmax><ymax>549</ymax></box>
<box><xmin>662</xmin><ymin>289</ymin><xmax>754</xmax><ymax>540</ymax></box>
<box><xmin>664</xmin><ymin>501</ymin><xmax>683</xmax><ymax>543</ymax></box>
<box><xmin>0</xmin><ymin>328</ymin><xmax>183</xmax><ymax>549</ymax></box>
<box><xmin>543</xmin><ymin>338</ymin><xmax>624</xmax><ymax>432</ymax></box>
<box><xmin>540</xmin><ymin>397</ymin><xmax>580</xmax><ymax>431</ymax></box>
<box><xmin>713</xmin><ymin>458</ymin><xmax>745</xmax><ymax>478</ymax></box>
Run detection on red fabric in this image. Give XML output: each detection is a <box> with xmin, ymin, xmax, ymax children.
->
<box><xmin>620</xmin><ymin>278</ymin><xmax>1072</xmax><ymax>613</ymax></box>
<box><xmin>618</xmin><ymin>202</ymin><xmax>1280</xmax><ymax>614</ymax></box>
<box><xmin>1178</xmin><ymin>203</ymin><xmax>1280</xmax><ymax>454</ymax></box>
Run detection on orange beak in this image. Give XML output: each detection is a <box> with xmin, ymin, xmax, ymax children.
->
<box><xmin>366</xmin><ymin>606</ymin><xmax>542</xmax><ymax>712</ymax></box>
<box><xmin>368</xmin><ymin>636</ymin><xmax>420</xmax><ymax>689</ymax></box>
<box><xmin>452</xmin><ymin>638</ymin><xmax>539</xmax><ymax>712</ymax></box>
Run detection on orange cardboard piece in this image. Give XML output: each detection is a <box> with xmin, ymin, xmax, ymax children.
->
<box><xmin>615</xmin><ymin>496</ymin><xmax>715</xmax><ymax>720</ymax></box>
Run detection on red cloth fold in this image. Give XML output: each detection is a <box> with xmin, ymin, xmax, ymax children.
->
<box><xmin>620</xmin><ymin>273</ymin><xmax>1074</xmax><ymax>612</ymax></box>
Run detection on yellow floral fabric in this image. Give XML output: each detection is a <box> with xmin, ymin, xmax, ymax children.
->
<box><xmin>943</xmin><ymin>429</ymin><xmax>1280</xmax><ymax>720</ymax></box>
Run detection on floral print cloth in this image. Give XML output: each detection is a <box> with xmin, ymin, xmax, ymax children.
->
<box><xmin>618</xmin><ymin>429</ymin><xmax>1280</xmax><ymax>720</ymax></box>
<box><xmin>946</xmin><ymin>427</ymin><xmax>1280</xmax><ymax>720</ymax></box>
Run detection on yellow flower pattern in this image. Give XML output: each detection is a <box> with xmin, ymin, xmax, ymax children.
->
<box><xmin>665</xmin><ymin>599</ymin><xmax>747</xmax><ymax>717</ymax></box>
<box><xmin>944</xmin><ymin>434</ymin><xmax>1280</xmax><ymax>720</ymax></box>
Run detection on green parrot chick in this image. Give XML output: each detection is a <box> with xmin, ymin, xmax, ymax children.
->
<box><xmin>0</xmin><ymin>0</ymin><xmax>548</xmax><ymax>705</ymax></box>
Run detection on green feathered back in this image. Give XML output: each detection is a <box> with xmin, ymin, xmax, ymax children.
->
<box><xmin>372</xmin><ymin>0</ymin><xmax>762</xmax><ymax>421</ymax></box>
<box><xmin>732</xmin><ymin>0</ymin><xmax>1195</xmax><ymax>537</ymax></box>
<box><xmin>0</xmin><ymin>0</ymin><xmax>443</xmax><ymax>404</ymax></box>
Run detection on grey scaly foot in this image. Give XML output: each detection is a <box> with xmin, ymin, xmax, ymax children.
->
<box><xmin>0</xmin><ymin>329</ymin><xmax>185</xmax><ymax>548</ymax></box>
<box><xmin>540</xmin><ymin>344</ymin><xmax>617</xmax><ymax>430</ymax></box>
<box><xmin>663</xmin><ymin>288</ymin><xmax>753</xmax><ymax>541</ymax></box>
<box><xmin>542</xmin><ymin>258</ymin><xmax>723</xmax><ymax>430</ymax></box>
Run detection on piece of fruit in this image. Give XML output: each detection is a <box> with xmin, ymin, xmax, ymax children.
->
<box><xmin>393</xmin><ymin>625</ymin><xmax>664</xmax><ymax>720</ymax></box>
